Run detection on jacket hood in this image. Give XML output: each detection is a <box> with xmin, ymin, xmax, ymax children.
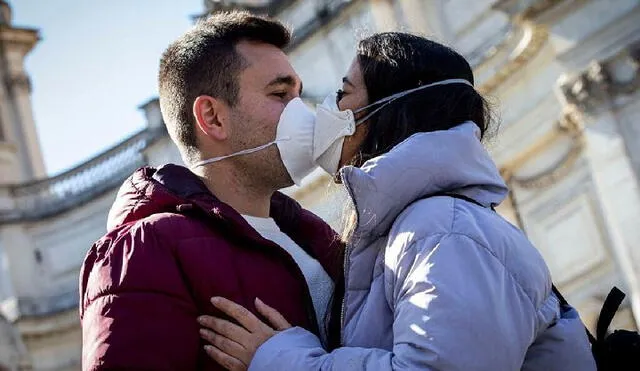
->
<box><xmin>108</xmin><ymin>165</ymin><xmax>222</xmax><ymax>232</ymax></box>
<box><xmin>341</xmin><ymin>121</ymin><xmax>509</xmax><ymax>237</ymax></box>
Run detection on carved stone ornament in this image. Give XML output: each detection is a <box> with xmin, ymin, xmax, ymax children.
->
<box><xmin>507</xmin><ymin>109</ymin><xmax>586</xmax><ymax>189</ymax></box>
<box><xmin>478</xmin><ymin>22</ymin><xmax>549</xmax><ymax>94</ymax></box>
<box><xmin>559</xmin><ymin>61</ymin><xmax>611</xmax><ymax>113</ymax></box>
<box><xmin>560</xmin><ymin>42</ymin><xmax>640</xmax><ymax>113</ymax></box>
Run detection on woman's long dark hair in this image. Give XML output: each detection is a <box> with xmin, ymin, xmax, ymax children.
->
<box><xmin>342</xmin><ymin>32</ymin><xmax>496</xmax><ymax>241</ymax></box>
<box><xmin>354</xmin><ymin>32</ymin><xmax>493</xmax><ymax>162</ymax></box>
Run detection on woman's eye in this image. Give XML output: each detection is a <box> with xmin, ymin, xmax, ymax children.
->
<box><xmin>336</xmin><ymin>89</ymin><xmax>345</xmax><ymax>102</ymax></box>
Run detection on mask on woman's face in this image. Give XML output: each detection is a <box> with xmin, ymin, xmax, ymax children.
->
<box><xmin>314</xmin><ymin>78</ymin><xmax>474</xmax><ymax>174</ymax></box>
<box><xmin>191</xmin><ymin>78</ymin><xmax>473</xmax><ymax>185</ymax></box>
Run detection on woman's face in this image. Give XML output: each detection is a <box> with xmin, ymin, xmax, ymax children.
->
<box><xmin>337</xmin><ymin>57</ymin><xmax>369</xmax><ymax>169</ymax></box>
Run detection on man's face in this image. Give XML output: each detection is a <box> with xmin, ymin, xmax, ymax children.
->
<box><xmin>228</xmin><ymin>40</ymin><xmax>302</xmax><ymax>190</ymax></box>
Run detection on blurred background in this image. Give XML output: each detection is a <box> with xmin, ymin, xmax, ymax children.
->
<box><xmin>0</xmin><ymin>0</ymin><xmax>639</xmax><ymax>369</ymax></box>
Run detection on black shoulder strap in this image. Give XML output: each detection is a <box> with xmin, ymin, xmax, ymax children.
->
<box><xmin>552</xmin><ymin>285</ymin><xmax>569</xmax><ymax>306</ymax></box>
<box><xmin>596</xmin><ymin>287</ymin><xmax>626</xmax><ymax>342</ymax></box>
<box><xmin>553</xmin><ymin>284</ymin><xmax>597</xmax><ymax>344</ymax></box>
<box><xmin>555</xmin><ymin>285</ymin><xmax>632</xmax><ymax>369</ymax></box>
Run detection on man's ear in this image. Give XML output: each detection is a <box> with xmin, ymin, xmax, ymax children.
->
<box><xmin>193</xmin><ymin>95</ymin><xmax>230</xmax><ymax>141</ymax></box>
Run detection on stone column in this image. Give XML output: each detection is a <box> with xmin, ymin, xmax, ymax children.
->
<box><xmin>0</xmin><ymin>54</ymin><xmax>22</xmax><ymax>184</ymax></box>
<box><xmin>559</xmin><ymin>49</ymin><xmax>640</xmax><ymax>327</ymax></box>
<box><xmin>612</xmin><ymin>43</ymin><xmax>640</xmax><ymax>182</ymax></box>
<box><xmin>583</xmin><ymin>113</ymin><xmax>640</xmax><ymax>328</ymax></box>
<box><xmin>0</xmin><ymin>4</ymin><xmax>45</xmax><ymax>182</ymax></box>
<box><xmin>5</xmin><ymin>70</ymin><xmax>45</xmax><ymax>180</ymax></box>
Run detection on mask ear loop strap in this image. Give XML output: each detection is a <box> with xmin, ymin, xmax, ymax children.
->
<box><xmin>354</xmin><ymin>100</ymin><xmax>395</xmax><ymax>126</ymax></box>
<box><xmin>352</xmin><ymin>78</ymin><xmax>474</xmax><ymax>126</ymax></box>
<box><xmin>191</xmin><ymin>137</ymin><xmax>291</xmax><ymax>168</ymax></box>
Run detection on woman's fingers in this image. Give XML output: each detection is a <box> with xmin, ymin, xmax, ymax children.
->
<box><xmin>204</xmin><ymin>345</ymin><xmax>247</xmax><ymax>371</ymax></box>
<box><xmin>198</xmin><ymin>316</ymin><xmax>252</xmax><ymax>345</ymax></box>
<box><xmin>255</xmin><ymin>298</ymin><xmax>292</xmax><ymax>331</ymax></box>
<box><xmin>200</xmin><ymin>329</ymin><xmax>249</xmax><ymax>364</ymax></box>
<box><xmin>211</xmin><ymin>297</ymin><xmax>266</xmax><ymax>333</ymax></box>
<box><xmin>200</xmin><ymin>298</ymin><xmax>282</xmax><ymax>368</ymax></box>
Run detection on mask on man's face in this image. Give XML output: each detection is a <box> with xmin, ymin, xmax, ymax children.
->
<box><xmin>190</xmin><ymin>97</ymin><xmax>318</xmax><ymax>186</ymax></box>
<box><xmin>191</xmin><ymin>78</ymin><xmax>474</xmax><ymax>184</ymax></box>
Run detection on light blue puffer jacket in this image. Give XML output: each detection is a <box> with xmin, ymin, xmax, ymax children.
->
<box><xmin>249</xmin><ymin>122</ymin><xmax>596</xmax><ymax>371</ymax></box>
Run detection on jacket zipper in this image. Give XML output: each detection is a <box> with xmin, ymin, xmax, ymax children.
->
<box><xmin>340</xmin><ymin>175</ymin><xmax>360</xmax><ymax>346</ymax></box>
<box><xmin>340</xmin><ymin>247</ymin><xmax>349</xmax><ymax>346</ymax></box>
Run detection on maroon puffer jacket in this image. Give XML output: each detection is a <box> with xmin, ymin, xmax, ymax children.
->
<box><xmin>79</xmin><ymin>164</ymin><xmax>343</xmax><ymax>370</ymax></box>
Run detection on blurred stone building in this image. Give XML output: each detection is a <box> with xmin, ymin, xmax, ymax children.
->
<box><xmin>0</xmin><ymin>0</ymin><xmax>639</xmax><ymax>369</ymax></box>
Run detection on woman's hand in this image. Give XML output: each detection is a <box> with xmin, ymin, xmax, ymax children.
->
<box><xmin>198</xmin><ymin>297</ymin><xmax>292</xmax><ymax>371</ymax></box>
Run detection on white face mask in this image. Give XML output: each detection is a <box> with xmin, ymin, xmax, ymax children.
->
<box><xmin>314</xmin><ymin>78</ymin><xmax>474</xmax><ymax>174</ymax></box>
<box><xmin>191</xmin><ymin>97</ymin><xmax>318</xmax><ymax>186</ymax></box>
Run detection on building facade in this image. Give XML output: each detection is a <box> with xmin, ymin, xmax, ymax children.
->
<box><xmin>0</xmin><ymin>0</ymin><xmax>638</xmax><ymax>369</ymax></box>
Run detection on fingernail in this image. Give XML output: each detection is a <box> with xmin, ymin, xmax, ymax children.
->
<box><xmin>255</xmin><ymin>297</ymin><xmax>263</xmax><ymax>305</ymax></box>
<box><xmin>197</xmin><ymin>316</ymin><xmax>205</xmax><ymax>324</ymax></box>
<box><xmin>204</xmin><ymin>345</ymin><xmax>213</xmax><ymax>352</ymax></box>
<box><xmin>200</xmin><ymin>328</ymin><xmax>215</xmax><ymax>337</ymax></box>
<box><xmin>211</xmin><ymin>297</ymin><xmax>220</xmax><ymax>305</ymax></box>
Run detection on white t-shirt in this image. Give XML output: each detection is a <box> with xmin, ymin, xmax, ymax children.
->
<box><xmin>242</xmin><ymin>215</ymin><xmax>334</xmax><ymax>343</ymax></box>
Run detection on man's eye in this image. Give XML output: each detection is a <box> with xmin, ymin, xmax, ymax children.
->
<box><xmin>336</xmin><ymin>89</ymin><xmax>345</xmax><ymax>103</ymax></box>
<box><xmin>272</xmin><ymin>92</ymin><xmax>287</xmax><ymax>98</ymax></box>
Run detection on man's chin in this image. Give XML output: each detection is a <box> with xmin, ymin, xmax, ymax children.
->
<box><xmin>261</xmin><ymin>168</ymin><xmax>294</xmax><ymax>192</ymax></box>
<box><xmin>278</xmin><ymin>177</ymin><xmax>295</xmax><ymax>191</ymax></box>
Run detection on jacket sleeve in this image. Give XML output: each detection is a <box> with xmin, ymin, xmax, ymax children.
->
<box><xmin>249</xmin><ymin>233</ymin><xmax>536</xmax><ymax>371</ymax></box>
<box><xmin>80</xmin><ymin>221</ymin><xmax>204</xmax><ymax>371</ymax></box>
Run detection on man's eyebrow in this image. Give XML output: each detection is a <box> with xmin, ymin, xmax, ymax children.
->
<box><xmin>342</xmin><ymin>77</ymin><xmax>355</xmax><ymax>87</ymax></box>
<box><xmin>266</xmin><ymin>75</ymin><xmax>303</xmax><ymax>95</ymax></box>
<box><xmin>266</xmin><ymin>75</ymin><xmax>296</xmax><ymax>88</ymax></box>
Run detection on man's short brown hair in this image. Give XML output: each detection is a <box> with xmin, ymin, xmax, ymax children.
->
<box><xmin>158</xmin><ymin>11</ymin><xmax>291</xmax><ymax>163</ymax></box>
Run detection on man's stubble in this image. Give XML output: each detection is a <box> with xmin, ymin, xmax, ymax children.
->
<box><xmin>228</xmin><ymin>107</ymin><xmax>293</xmax><ymax>193</ymax></box>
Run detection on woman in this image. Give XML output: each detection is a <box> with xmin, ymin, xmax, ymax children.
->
<box><xmin>198</xmin><ymin>33</ymin><xmax>596</xmax><ymax>371</ymax></box>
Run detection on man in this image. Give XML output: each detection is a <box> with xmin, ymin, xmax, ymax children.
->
<box><xmin>80</xmin><ymin>11</ymin><xmax>343</xmax><ymax>370</ymax></box>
